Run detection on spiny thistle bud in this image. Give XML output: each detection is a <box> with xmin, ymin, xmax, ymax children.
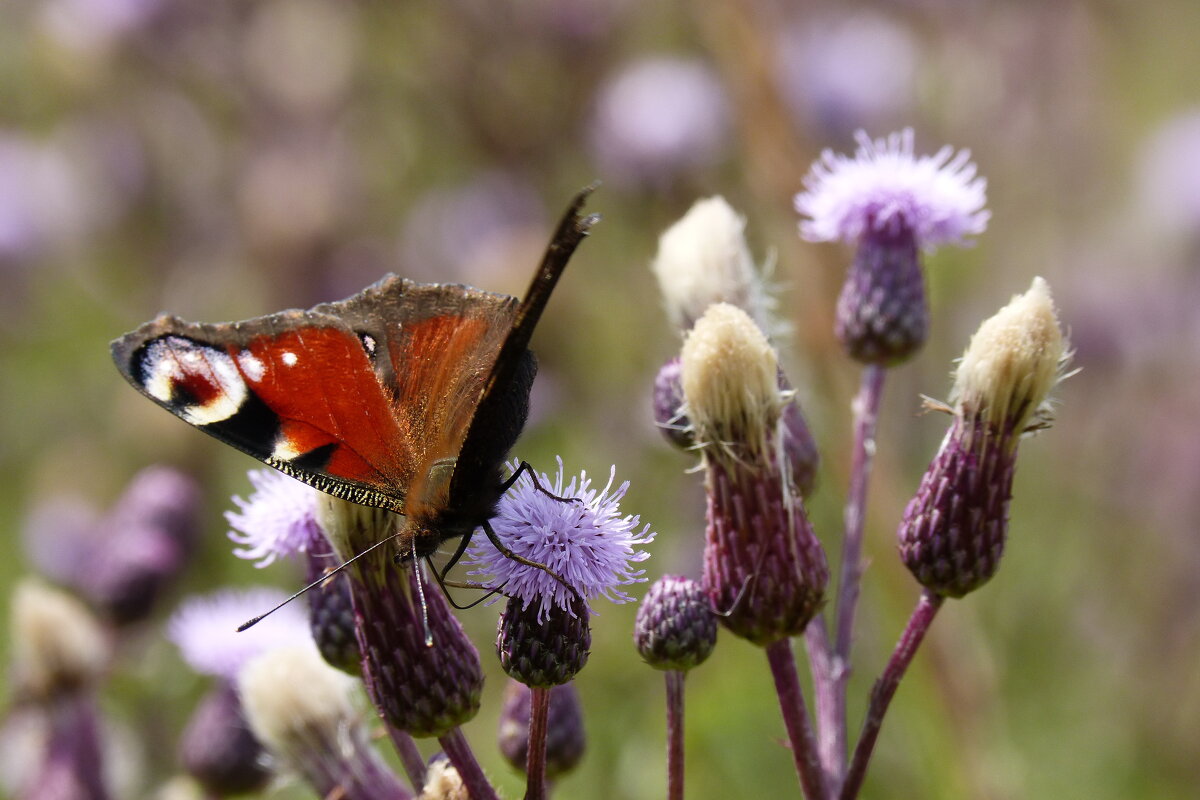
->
<box><xmin>304</xmin><ymin>552</ymin><xmax>361</xmax><ymax>676</ymax></box>
<box><xmin>796</xmin><ymin>128</ymin><xmax>989</xmax><ymax>365</ymax></box>
<box><xmin>497</xmin><ymin>680</ymin><xmax>586</xmax><ymax>779</ymax></box>
<box><xmin>238</xmin><ymin>645</ymin><xmax>407</xmax><ymax>799</ymax></box>
<box><xmin>653</xmin><ymin>357</ymin><xmax>694</xmax><ymax>450</ymax></box>
<box><xmin>651</xmin><ymin>196</ymin><xmax>770</xmax><ymax>331</ymax></box>
<box><xmin>497</xmin><ymin>595</ymin><xmax>591</xmax><ymax>688</ymax></box>
<box><xmin>11</xmin><ymin>579</ymin><xmax>110</xmax><ymax>701</ymax></box>
<box><xmin>179</xmin><ymin>680</ymin><xmax>270</xmax><ymax>796</ymax></box>
<box><xmin>317</xmin><ymin>496</ymin><xmax>484</xmax><ymax>738</ymax></box>
<box><xmin>682</xmin><ymin>305</ymin><xmax>829</xmax><ymax>645</ymax></box>
<box><xmin>634</xmin><ymin>575</ymin><xmax>717</xmax><ymax>672</ymax></box>
<box><xmin>899</xmin><ymin>277</ymin><xmax>1068</xmax><ymax>597</ymax></box>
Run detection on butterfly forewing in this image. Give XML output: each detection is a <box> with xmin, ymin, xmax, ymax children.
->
<box><xmin>111</xmin><ymin>275</ymin><xmax>519</xmax><ymax>515</ymax></box>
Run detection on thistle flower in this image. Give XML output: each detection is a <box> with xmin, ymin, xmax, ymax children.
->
<box><xmin>899</xmin><ymin>277</ymin><xmax>1068</xmax><ymax>597</ymax></box>
<box><xmin>634</xmin><ymin>575</ymin><xmax>717</xmax><ymax>672</ymax></box>
<box><xmin>465</xmin><ymin>458</ymin><xmax>654</xmax><ymax>625</ymax></box>
<box><xmin>22</xmin><ymin>466</ymin><xmax>201</xmax><ymax>627</ymax></box>
<box><xmin>682</xmin><ymin>304</ymin><xmax>829</xmax><ymax>645</ymax></box>
<box><xmin>650</xmin><ymin>196</ymin><xmax>770</xmax><ymax>331</ymax></box>
<box><xmin>497</xmin><ymin>681</ymin><xmax>586</xmax><ymax>778</ymax></box>
<box><xmin>318</xmin><ymin>497</ymin><xmax>483</xmax><ymax>738</ymax></box>
<box><xmin>238</xmin><ymin>645</ymin><xmax>408</xmax><ymax>799</ymax></box>
<box><xmin>795</xmin><ymin>128</ymin><xmax>989</xmax><ymax>364</ymax></box>
<box><xmin>9</xmin><ymin>579</ymin><xmax>112</xmax><ymax>800</ymax></box>
<box><xmin>167</xmin><ymin>588</ymin><xmax>313</xmax><ymax>796</ymax></box>
<box><xmin>227</xmin><ymin>469</ymin><xmax>361</xmax><ymax>673</ymax></box>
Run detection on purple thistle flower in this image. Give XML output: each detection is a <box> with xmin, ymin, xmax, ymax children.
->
<box><xmin>634</xmin><ymin>575</ymin><xmax>717</xmax><ymax>672</ymax></box>
<box><xmin>899</xmin><ymin>278</ymin><xmax>1069</xmax><ymax>597</ymax></box>
<box><xmin>465</xmin><ymin>458</ymin><xmax>654</xmax><ymax>624</ymax></box>
<box><xmin>795</xmin><ymin>128</ymin><xmax>988</xmax><ymax>248</ymax></box>
<box><xmin>227</xmin><ymin>469</ymin><xmax>325</xmax><ymax>567</ymax></box>
<box><xmin>796</xmin><ymin>129</ymin><xmax>989</xmax><ymax>365</ymax></box>
<box><xmin>166</xmin><ymin>588</ymin><xmax>313</xmax><ymax>680</ymax></box>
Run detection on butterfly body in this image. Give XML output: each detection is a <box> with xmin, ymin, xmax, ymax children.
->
<box><xmin>112</xmin><ymin>189</ymin><xmax>595</xmax><ymax>560</ymax></box>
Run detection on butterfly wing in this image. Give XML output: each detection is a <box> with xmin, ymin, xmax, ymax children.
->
<box><xmin>111</xmin><ymin>275</ymin><xmax>519</xmax><ymax>514</ymax></box>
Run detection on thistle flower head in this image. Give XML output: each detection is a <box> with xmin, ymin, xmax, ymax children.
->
<box><xmin>651</xmin><ymin>196</ymin><xmax>769</xmax><ymax>330</ymax></box>
<box><xmin>634</xmin><ymin>575</ymin><xmax>717</xmax><ymax>672</ymax></box>
<box><xmin>497</xmin><ymin>595</ymin><xmax>591</xmax><ymax>687</ymax></box>
<box><xmin>466</xmin><ymin>458</ymin><xmax>654</xmax><ymax>625</ymax></box>
<box><xmin>238</xmin><ymin>645</ymin><xmax>407</xmax><ymax>797</ymax></box>
<box><xmin>497</xmin><ymin>680</ymin><xmax>586</xmax><ymax>778</ymax></box>
<box><xmin>11</xmin><ymin>579</ymin><xmax>110</xmax><ymax>700</ymax></box>
<box><xmin>951</xmin><ymin>276</ymin><xmax>1068</xmax><ymax>436</ymax></box>
<box><xmin>680</xmin><ymin>303</ymin><xmax>782</xmax><ymax>465</ymax></box>
<box><xmin>227</xmin><ymin>469</ymin><xmax>327</xmax><ymax>567</ymax></box>
<box><xmin>179</xmin><ymin>680</ymin><xmax>271</xmax><ymax>796</ymax></box>
<box><xmin>167</xmin><ymin>588</ymin><xmax>313</xmax><ymax>680</ymax></box>
<box><xmin>899</xmin><ymin>277</ymin><xmax>1069</xmax><ymax>597</ymax></box>
<box><xmin>795</xmin><ymin>128</ymin><xmax>988</xmax><ymax>248</ymax></box>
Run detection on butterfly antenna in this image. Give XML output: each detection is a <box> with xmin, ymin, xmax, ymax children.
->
<box><xmin>414</xmin><ymin>539</ymin><xmax>434</xmax><ymax>648</ymax></box>
<box><xmin>237</xmin><ymin>530</ymin><xmax>401</xmax><ymax>632</ymax></box>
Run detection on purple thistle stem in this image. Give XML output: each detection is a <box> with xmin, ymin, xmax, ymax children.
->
<box><xmin>523</xmin><ymin>687</ymin><xmax>551</xmax><ymax>800</ymax></box>
<box><xmin>824</xmin><ymin>363</ymin><xmax>888</xmax><ymax>784</ymax></box>
<box><xmin>665</xmin><ymin>670</ymin><xmax>685</xmax><ymax>800</ymax></box>
<box><xmin>839</xmin><ymin>589</ymin><xmax>943</xmax><ymax>800</ymax></box>
<box><xmin>766</xmin><ymin>639</ymin><xmax>830</xmax><ymax>800</ymax></box>
<box><xmin>382</xmin><ymin>723</ymin><xmax>427</xmax><ymax>792</ymax></box>
<box><xmin>439</xmin><ymin>727</ymin><xmax>499</xmax><ymax>800</ymax></box>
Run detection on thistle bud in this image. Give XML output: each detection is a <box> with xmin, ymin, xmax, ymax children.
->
<box><xmin>179</xmin><ymin>681</ymin><xmax>270</xmax><ymax>796</ymax></box>
<box><xmin>899</xmin><ymin>277</ymin><xmax>1068</xmax><ymax>597</ymax></box>
<box><xmin>497</xmin><ymin>680</ymin><xmax>586</xmax><ymax>779</ymax></box>
<box><xmin>238</xmin><ymin>646</ymin><xmax>407</xmax><ymax>799</ymax></box>
<box><xmin>303</xmin><ymin>552</ymin><xmax>361</xmax><ymax>676</ymax></box>
<box><xmin>682</xmin><ymin>305</ymin><xmax>828</xmax><ymax>645</ymax></box>
<box><xmin>651</xmin><ymin>196</ymin><xmax>769</xmax><ymax>331</ymax></box>
<box><xmin>497</xmin><ymin>595</ymin><xmax>591</xmax><ymax>688</ymax></box>
<box><xmin>634</xmin><ymin>575</ymin><xmax>717</xmax><ymax>672</ymax></box>
<box><xmin>317</xmin><ymin>497</ymin><xmax>484</xmax><ymax>738</ymax></box>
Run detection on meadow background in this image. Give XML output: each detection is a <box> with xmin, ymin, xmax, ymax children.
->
<box><xmin>2</xmin><ymin>0</ymin><xmax>1198</xmax><ymax>797</ymax></box>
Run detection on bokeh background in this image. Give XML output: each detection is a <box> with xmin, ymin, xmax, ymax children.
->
<box><xmin>2</xmin><ymin>0</ymin><xmax>1199</xmax><ymax>797</ymax></box>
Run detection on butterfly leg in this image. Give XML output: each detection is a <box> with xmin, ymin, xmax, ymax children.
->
<box><xmin>436</xmin><ymin>528</ymin><xmax>477</xmax><ymax>586</ymax></box>
<box><xmin>480</xmin><ymin>518</ymin><xmax>583</xmax><ymax>605</ymax></box>
<box><xmin>503</xmin><ymin>461</ymin><xmax>584</xmax><ymax>506</ymax></box>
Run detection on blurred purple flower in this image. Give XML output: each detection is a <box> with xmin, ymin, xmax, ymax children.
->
<box><xmin>40</xmin><ymin>0</ymin><xmax>166</xmax><ymax>54</ymax></box>
<box><xmin>589</xmin><ymin>58</ymin><xmax>730</xmax><ymax>187</ymax></box>
<box><xmin>227</xmin><ymin>469</ymin><xmax>325</xmax><ymax>567</ymax></box>
<box><xmin>466</xmin><ymin>458</ymin><xmax>654</xmax><ymax>623</ymax></box>
<box><xmin>795</xmin><ymin>128</ymin><xmax>989</xmax><ymax>249</ymax></box>
<box><xmin>167</xmin><ymin>587</ymin><xmax>314</xmax><ymax>680</ymax></box>
<box><xmin>774</xmin><ymin>15</ymin><xmax>917</xmax><ymax>139</ymax></box>
<box><xmin>1136</xmin><ymin>109</ymin><xmax>1200</xmax><ymax>235</ymax></box>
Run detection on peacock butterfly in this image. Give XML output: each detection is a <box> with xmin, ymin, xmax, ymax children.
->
<box><xmin>111</xmin><ymin>187</ymin><xmax>596</xmax><ymax>563</ymax></box>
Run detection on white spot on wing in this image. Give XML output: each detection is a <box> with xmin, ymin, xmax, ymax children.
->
<box><xmin>272</xmin><ymin>434</ymin><xmax>302</xmax><ymax>461</ymax></box>
<box><xmin>141</xmin><ymin>336</ymin><xmax>247</xmax><ymax>426</ymax></box>
<box><xmin>282</xmin><ymin>351</ymin><xmax>298</xmax><ymax>367</ymax></box>
<box><xmin>237</xmin><ymin>351</ymin><xmax>266</xmax><ymax>382</ymax></box>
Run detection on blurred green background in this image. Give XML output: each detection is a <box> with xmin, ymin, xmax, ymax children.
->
<box><xmin>2</xmin><ymin>0</ymin><xmax>1198</xmax><ymax>797</ymax></box>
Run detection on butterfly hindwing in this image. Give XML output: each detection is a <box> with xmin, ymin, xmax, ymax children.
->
<box><xmin>111</xmin><ymin>275</ymin><xmax>520</xmax><ymax>514</ymax></box>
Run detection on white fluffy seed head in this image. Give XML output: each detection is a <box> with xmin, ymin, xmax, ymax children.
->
<box><xmin>651</xmin><ymin>196</ymin><xmax>769</xmax><ymax>330</ymax></box>
<box><xmin>419</xmin><ymin>757</ymin><xmax>468</xmax><ymax>800</ymax></box>
<box><xmin>952</xmin><ymin>276</ymin><xmax>1068</xmax><ymax>434</ymax></box>
<box><xmin>237</xmin><ymin>645</ymin><xmax>358</xmax><ymax>764</ymax></box>
<box><xmin>11</xmin><ymin>579</ymin><xmax>109</xmax><ymax>698</ymax></box>
<box><xmin>680</xmin><ymin>303</ymin><xmax>782</xmax><ymax>463</ymax></box>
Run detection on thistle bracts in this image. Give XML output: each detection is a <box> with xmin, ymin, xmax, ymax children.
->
<box><xmin>681</xmin><ymin>304</ymin><xmax>828</xmax><ymax>645</ymax></box>
<box><xmin>634</xmin><ymin>575</ymin><xmax>717</xmax><ymax>671</ymax></box>
<box><xmin>179</xmin><ymin>680</ymin><xmax>270</xmax><ymax>796</ymax></box>
<box><xmin>899</xmin><ymin>277</ymin><xmax>1068</xmax><ymax>597</ymax></box>
<box><xmin>835</xmin><ymin>224</ymin><xmax>926</xmax><ymax>363</ymax></box>
<box><xmin>303</xmin><ymin>550</ymin><xmax>361</xmax><ymax>676</ymax></box>
<box><xmin>497</xmin><ymin>595</ymin><xmax>591</xmax><ymax>688</ymax></box>
<box><xmin>318</xmin><ymin>497</ymin><xmax>483</xmax><ymax>738</ymax></box>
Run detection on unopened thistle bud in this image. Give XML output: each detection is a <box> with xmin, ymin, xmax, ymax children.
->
<box><xmin>304</xmin><ymin>551</ymin><xmax>361</xmax><ymax>676</ymax></box>
<box><xmin>179</xmin><ymin>681</ymin><xmax>270</xmax><ymax>796</ymax></box>
<box><xmin>796</xmin><ymin>129</ymin><xmax>989</xmax><ymax>364</ymax></box>
<box><xmin>497</xmin><ymin>595</ymin><xmax>591</xmax><ymax>688</ymax></box>
<box><xmin>899</xmin><ymin>277</ymin><xmax>1068</xmax><ymax>597</ymax></box>
<box><xmin>634</xmin><ymin>575</ymin><xmax>717</xmax><ymax>672</ymax></box>
<box><xmin>497</xmin><ymin>680</ymin><xmax>586</xmax><ymax>779</ymax></box>
<box><xmin>317</xmin><ymin>497</ymin><xmax>484</xmax><ymax>738</ymax></box>
<box><xmin>238</xmin><ymin>646</ymin><xmax>407</xmax><ymax>799</ymax></box>
<box><xmin>682</xmin><ymin>305</ymin><xmax>829</xmax><ymax>645</ymax></box>
<box><xmin>651</xmin><ymin>196</ymin><xmax>771</xmax><ymax>331</ymax></box>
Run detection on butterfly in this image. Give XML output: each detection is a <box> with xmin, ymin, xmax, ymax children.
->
<box><xmin>111</xmin><ymin>187</ymin><xmax>596</xmax><ymax>568</ymax></box>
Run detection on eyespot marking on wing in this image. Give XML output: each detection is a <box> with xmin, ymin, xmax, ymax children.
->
<box><xmin>138</xmin><ymin>335</ymin><xmax>247</xmax><ymax>426</ymax></box>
